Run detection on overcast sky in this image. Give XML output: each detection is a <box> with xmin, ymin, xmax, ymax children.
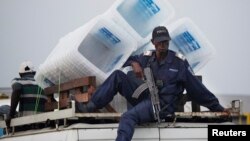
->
<box><xmin>0</xmin><ymin>0</ymin><xmax>250</xmax><ymax>96</ymax></box>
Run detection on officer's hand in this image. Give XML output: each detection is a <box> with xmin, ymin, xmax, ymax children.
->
<box><xmin>131</xmin><ymin>62</ymin><xmax>144</xmax><ymax>79</ymax></box>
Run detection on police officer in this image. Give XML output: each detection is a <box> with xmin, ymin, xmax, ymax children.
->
<box><xmin>5</xmin><ymin>61</ymin><xmax>47</xmax><ymax>128</ymax></box>
<box><xmin>77</xmin><ymin>26</ymin><xmax>225</xmax><ymax>141</ymax></box>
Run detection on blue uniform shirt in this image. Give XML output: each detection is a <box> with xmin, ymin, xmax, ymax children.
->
<box><xmin>124</xmin><ymin>50</ymin><xmax>224</xmax><ymax>113</ymax></box>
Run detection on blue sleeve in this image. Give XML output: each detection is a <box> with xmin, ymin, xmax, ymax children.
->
<box><xmin>122</xmin><ymin>54</ymin><xmax>144</xmax><ymax>67</ymax></box>
<box><xmin>183</xmin><ymin>61</ymin><xmax>224</xmax><ymax>112</ymax></box>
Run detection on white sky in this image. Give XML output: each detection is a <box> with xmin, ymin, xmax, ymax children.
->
<box><xmin>0</xmin><ymin>0</ymin><xmax>250</xmax><ymax>96</ymax></box>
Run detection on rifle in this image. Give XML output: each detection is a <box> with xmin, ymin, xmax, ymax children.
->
<box><xmin>144</xmin><ymin>67</ymin><xmax>161</xmax><ymax>123</ymax></box>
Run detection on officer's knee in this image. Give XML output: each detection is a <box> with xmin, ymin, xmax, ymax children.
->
<box><xmin>113</xmin><ymin>70</ymin><xmax>125</xmax><ymax>75</ymax></box>
<box><xmin>121</xmin><ymin>110</ymin><xmax>138</xmax><ymax>123</ymax></box>
<box><xmin>112</xmin><ymin>70</ymin><xmax>126</xmax><ymax>77</ymax></box>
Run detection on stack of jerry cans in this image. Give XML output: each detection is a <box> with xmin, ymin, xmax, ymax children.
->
<box><xmin>35</xmin><ymin>0</ymin><xmax>175</xmax><ymax>88</ymax></box>
<box><xmin>35</xmin><ymin>16</ymin><xmax>137</xmax><ymax>88</ymax></box>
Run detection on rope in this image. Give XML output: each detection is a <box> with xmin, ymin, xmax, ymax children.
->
<box><xmin>34</xmin><ymin>84</ymin><xmax>42</xmax><ymax>114</ymax></box>
<box><xmin>57</xmin><ymin>71</ymin><xmax>61</xmax><ymax>110</ymax></box>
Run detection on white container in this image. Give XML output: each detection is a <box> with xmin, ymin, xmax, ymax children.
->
<box><xmin>35</xmin><ymin>16</ymin><xmax>137</xmax><ymax>88</ymax></box>
<box><xmin>105</xmin><ymin>0</ymin><xmax>175</xmax><ymax>47</ymax></box>
<box><xmin>168</xmin><ymin>18</ymin><xmax>216</xmax><ymax>72</ymax></box>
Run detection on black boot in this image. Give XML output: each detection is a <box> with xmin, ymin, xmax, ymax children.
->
<box><xmin>75</xmin><ymin>101</ymin><xmax>96</xmax><ymax>113</ymax></box>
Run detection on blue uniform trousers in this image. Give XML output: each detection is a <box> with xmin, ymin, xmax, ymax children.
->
<box><xmin>91</xmin><ymin>70</ymin><xmax>154</xmax><ymax>141</ymax></box>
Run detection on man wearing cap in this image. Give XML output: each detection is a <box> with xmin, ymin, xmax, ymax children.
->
<box><xmin>77</xmin><ymin>26</ymin><xmax>226</xmax><ymax>141</ymax></box>
<box><xmin>5</xmin><ymin>61</ymin><xmax>47</xmax><ymax>129</ymax></box>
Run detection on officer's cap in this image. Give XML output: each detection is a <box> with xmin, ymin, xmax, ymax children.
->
<box><xmin>152</xmin><ymin>26</ymin><xmax>171</xmax><ymax>43</ymax></box>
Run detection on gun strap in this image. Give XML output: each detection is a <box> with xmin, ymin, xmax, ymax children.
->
<box><xmin>132</xmin><ymin>83</ymin><xmax>148</xmax><ymax>99</ymax></box>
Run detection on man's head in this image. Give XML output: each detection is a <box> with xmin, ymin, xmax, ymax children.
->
<box><xmin>19</xmin><ymin>61</ymin><xmax>35</xmax><ymax>77</ymax></box>
<box><xmin>151</xmin><ymin>26</ymin><xmax>171</xmax><ymax>57</ymax></box>
<box><xmin>151</xmin><ymin>26</ymin><xmax>171</xmax><ymax>43</ymax></box>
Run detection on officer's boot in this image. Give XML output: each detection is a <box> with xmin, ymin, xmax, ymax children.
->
<box><xmin>75</xmin><ymin>101</ymin><xmax>96</xmax><ymax>113</ymax></box>
<box><xmin>69</xmin><ymin>93</ymin><xmax>97</xmax><ymax>113</ymax></box>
